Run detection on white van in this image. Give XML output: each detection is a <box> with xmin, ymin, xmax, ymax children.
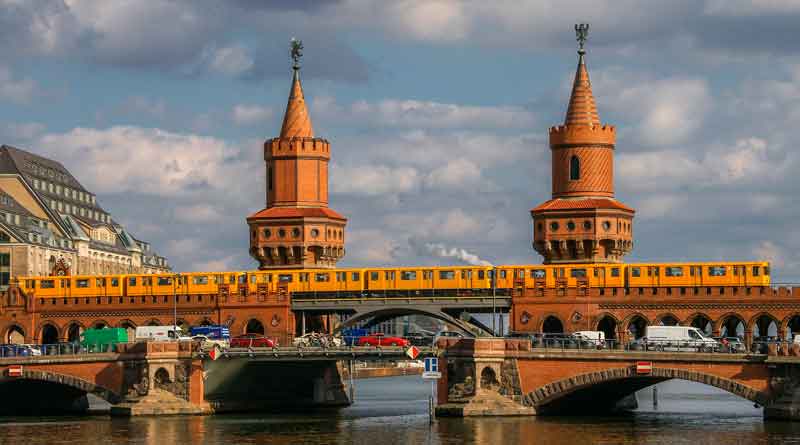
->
<box><xmin>135</xmin><ymin>325</ymin><xmax>184</xmax><ymax>342</ymax></box>
<box><xmin>572</xmin><ymin>331</ymin><xmax>605</xmax><ymax>347</ymax></box>
<box><xmin>644</xmin><ymin>326</ymin><xmax>718</xmax><ymax>352</ymax></box>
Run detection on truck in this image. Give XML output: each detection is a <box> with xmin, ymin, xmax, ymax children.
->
<box><xmin>643</xmin><ymin>326</ymin><xmax>718</xmax><ymax>352</ymax></box>
<box><xmin>80</xmin><ymin>328</ymin><xmax>128</xmax><ymax>352</ymax></box>
<box><xmin>572</xmin><ymin>331</ymin><xmax>606</xmax><ymax>347</ymax></box>
<box><xmin>135</xmin><ymin>325</ymin><xmax>184</xmax><ymax>342</ymax></box>
<box><xmin>189</xmin><ymin>325</ymin><xmax>230</xmax><ymax>340</ymax></box>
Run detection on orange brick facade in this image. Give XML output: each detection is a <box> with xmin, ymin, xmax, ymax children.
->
<box><xmin>247</xmin><ymin>64</ymin><xmax>346</xmax><ymax>269</ymax></box>
<box><xmin>532</xmin><ymin>45</ymin><xmax>634</xmax><ymax>264</ymax></box>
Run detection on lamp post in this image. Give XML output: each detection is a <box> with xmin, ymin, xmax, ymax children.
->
<box><xmin>173</xmin><ymin>273</ymin><xmax>181</xmax><ymax>331</ymax></box>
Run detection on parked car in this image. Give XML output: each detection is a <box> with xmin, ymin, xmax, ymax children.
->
<box><xmin>357</xmin><ymin>333</ymin><xmax>409</xmax><ymax>347</ymax></box>
<box><xmin>405</xmin><ymin>332</ymin><xmax>433</xmax><ymax>347</ymax></box>
<box><xmin>713</xmin><ymin>336</ymin><xmax>747</xmax><ymax>353</ymax></box>
<box><xmin>230</xmin><ymin>334</ymin><xmax>276</xmax><ymax>348</ymax></box>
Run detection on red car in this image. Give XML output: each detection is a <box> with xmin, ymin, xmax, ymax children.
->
<box><xmin>357</xmin><ymin>333</ymin><xmax>409</xmax><ymax>347</ymax></box>
<box><xmin>230</xmin><ymin>334</ymin><xmax>276</xmax><ymax>348</ymax></box>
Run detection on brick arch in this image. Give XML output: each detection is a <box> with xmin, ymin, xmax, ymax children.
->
<box><xmin>620</xmin><ymin>312</ymin><xmax>650</xmax><ymax>326</ymax></box>
<box><xmin>523</xmin><ymin>366</ymin><xmax>770</xmax><ymax>410</ymax></box>
<box><xmin>2</xmin><ymin>323</ymin><xmax>26</xmax><ymax>343</ymax></box>
<box><xmin>713</xmin><ymin>312</ymin><xmax>747</xmax><ymax>333</ymax></box>
<box><xmin>35</xmin><ymin>320</ymin><xmax>61</xmax><ymax>342</ymax></box>
<box><xmin>0</xmin><ymin>369</ymin><xmax>121</xmax><ymax>404</ymax></box>
<box><xmin>781</xmin><ymin>313</ymin><xmax>800</xmax><ymax>336</ymax></box>
<box><xmin>748</xmin><ymin>312</ymin><xmax>780</xmax><ymax>336</ymax></box>
<box><xmin>90</xmin><ymin>319</ymin><xmax>111</xmax><ymax>329</ymax></box>
<box><xmin>654</xmin><ymin>313</ymin><xmax>680</xmax><ymax>326</ymax></box>
<box><xmin>683</xmin><ymin>312</ymin><xmax>713</xmax><ymax>326</ymax></box>
<box><xmin>538</xmin><ymin>313</ymin><xmax>565</xmax><ymax>333</ymax></box>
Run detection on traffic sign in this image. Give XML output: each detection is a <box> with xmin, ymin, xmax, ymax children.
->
<box><xmin>7</xmin><ymin>365</ymin><xmax>22</xmax><ymax>377</ymax></box>
<box><xmin>636</xmin><ymin>361</ymin><xmax>652</xmax><ymax>375</ymax></box>
<box><xmin>422</xmin><ymin>371</ymin><xmax>442</xmax><ymax>379</ymax></box>
<box><xmin>208</xmin><ymin>345</ymin><xmax>221</xmax><ymax>361</ymax></box>
<box><xmin>424</xmin><ymin>357</ymin><xmax>438</xmax><ymax>373</ymax></box>
<box><xmin>406</xmin><ymin>345</ymin><xmax>420</xmax><ymax>360</ymax></box>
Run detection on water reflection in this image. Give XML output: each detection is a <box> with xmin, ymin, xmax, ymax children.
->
<box><xmin>2</xmin><ymin>377</ymin><xmax>800</xmax><ymax>445</ymax></box>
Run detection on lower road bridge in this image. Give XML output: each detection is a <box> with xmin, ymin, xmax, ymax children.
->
<box><xmin>435</xmin><ymin>338</ymin><xmax>800</xmax><ymax>421</ymax></box>
<box><xmin>0</xmin><ymin>342</ymin><xmax>432</xmax><ymax>416</ymax></box>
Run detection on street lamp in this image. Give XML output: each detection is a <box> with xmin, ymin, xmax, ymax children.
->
<box><xmin>173</xmin><ymin>273</ymin><xmax>181</xmax><ymax>332</ymax></box>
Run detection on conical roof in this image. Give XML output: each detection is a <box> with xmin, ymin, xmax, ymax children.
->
<box><xmin>564</xmin><ymin>53</ymin><xmax>600</xmax><ymax>126</ymax></box>
<box><xmin>280</xmin><ymin>69</ymin><xmax>314</xmax><ymax>138</ymax></box>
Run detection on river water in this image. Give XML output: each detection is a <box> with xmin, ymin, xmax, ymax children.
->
<box><xmin>2</xmin><ymin>376</ymin><xmax>800</xmax><ymax>444</ymax></box>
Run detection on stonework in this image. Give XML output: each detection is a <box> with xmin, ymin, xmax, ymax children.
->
<box><xmin>247</xmin><ymin>66</ymin><xmax>346</xmax><ymax>269</ymax></box>
<box><xmin>531</xmin><ymin>48</ymin><xmax>634</xmax><ymax>264</ymax></box>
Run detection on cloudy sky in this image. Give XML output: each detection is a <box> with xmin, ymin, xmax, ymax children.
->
<box><xmin>1</xmin><ymin>0</ymin><xmax>799</xmax><ymax>281</ymax></box>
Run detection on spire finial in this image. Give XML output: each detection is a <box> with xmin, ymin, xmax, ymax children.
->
<box><xmin>575</xmin><ymin>23</ymin><xmax>589</xmax><ymax>56</ymax></box>
<box><xmin>290</xmin><ymin>37</ymin><xmax>303</xmax><ymax>71</ymax></box>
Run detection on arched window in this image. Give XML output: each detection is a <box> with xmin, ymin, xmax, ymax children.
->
<box><xmin>570</xmin><ymin>155</ymin><xmax>580</xmax><ymax>180</ymax></box>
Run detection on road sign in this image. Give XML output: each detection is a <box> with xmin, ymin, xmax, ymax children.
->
<box><xmin>7</xmin><ymin>365</ymin><xmax>22</xmax><ymax>377</ymax></box>
<box><xmin>636</xmin><ymin>361</ymin><xmax>652</xmax><ymax>375</ymax></box>
<box><xmin>406</xmin><ymin>345</ymin><xmax>420</xmax><ymax>360</ymax></box>
<box><xmin>208</xmin><ymin>345</ymin><xmax>221</xmax><ymax>361</ymax></box>
<box><xmin>424</xmin><ymin>357</ymin><xmax>438</xmax><ymax>373</ymax></box>
<box><xmin>422</xmin><ymin>371</ymin><xmax>442</xmax><ymax>379</ymax></box>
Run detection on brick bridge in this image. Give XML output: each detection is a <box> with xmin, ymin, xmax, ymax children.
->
<box><xmin>435</xmin><ymin>338</ymin><xmax>800</xmax><ymax>421</ymax></box>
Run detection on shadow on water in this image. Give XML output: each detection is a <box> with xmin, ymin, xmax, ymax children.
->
<box><xmin>2</xmin><ymin>377</ymin><xmax>800</xmax><ymax>444</ymax></box>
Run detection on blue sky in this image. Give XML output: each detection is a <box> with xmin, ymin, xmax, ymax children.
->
<box><xmin>2</xmin><ymin>1</ymin><xmax>800</xmax><ymax>281</ymax></box>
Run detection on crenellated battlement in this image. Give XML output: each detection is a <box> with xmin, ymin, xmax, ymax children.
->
<box><xmin>549</xmin><ymin>124</ymin><xmax>616</xmax><ymax>147</ymax></box>
<box><xmin>265</xmin><ymin>137</ymin><xmax>330</xmax><ymax>159</ymax></box>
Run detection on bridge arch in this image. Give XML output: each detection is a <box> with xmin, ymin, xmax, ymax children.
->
<box><xmin>541</xmin><ymin>315</ymin><xmax>564</xmax><ymax>334</ymax></box>
<box><xmin>91</xmin><ymin>319</ymin><xmax>110</xmax><ymax>329</ymax></box>
<box><xmin>655</xmin><ymin>313</ymin><xmax>680</xmax><ymax>326</ymax></box>
<box><xmin>245</xmin><ymin>318</ymin><xmax>265</xmax><ymax>335</ymax></box>
<box><xmin>65</xmin><ymin>321</ymin><xmax>84</xmax><ymax>343</ymax></box>
<box><xmin>685</xmin><ymin>313</ymin><xmax>713</xmax><ymax>335</ymax></box>
<box><xmin>117</xmin><ymin>319</ymin><xmax>137</xmax><ymax>340</ymax></box>
<box><xmin>334</xmin><ymin>307</ymin><xmax>477</xmax><ymax>336</ymax></box>
<box><xmin>3</xmin><ymin>324</ymin><xmax>25</xmax><ymax>344</ymax></box>
<box><xmin>715</xmin><ymin>313</ymin><xmax>746</xmax><ymax>338</ymax></box>
<box><xmin>749</xmin><ymin>312</ymin><xmax>780</xmax><ymax>339</ymax></box>
<box><xmin>37</xmin><ymin>321</ymin><xmax>60</xmax><ymax>344</ymax></box>
<box><xmin>523</xmin><ymin>366</ymin><xmax>769</xmax><ymax>415</ymax></box>
<box><xmin>144</xmin><ymin>319</ymin><xmax>162</xmax><ymax>327</ymax></box>
<box><xmin>0</xmin><ymin>369</ymin><xmax>122</xmax><ymax>410</ymax></box>
<box><xmin>782</xmin><ymin>314</ymin><xmax>800</xmax><ymax>340</ymax></box>
<box><xmin>622</xmin><ymin>313</ymin><xmax>649</xmax><ymax>339</ymax></box>
<box><xmin>595</xmin><ymin>313</ymin><xmax>619</xmax><ymax>341</ymax></box>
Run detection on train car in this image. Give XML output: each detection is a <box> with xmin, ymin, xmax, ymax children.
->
<box><xmin>625</xmin><ymin>262</ymin><xmax>770</xmax><ymax>288</ymax></box>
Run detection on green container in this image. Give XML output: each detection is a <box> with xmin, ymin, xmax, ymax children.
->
<box><xmin>80</xmin><ymin>328</ymin><xmax>128</xmax><ymax>352</ymax></box>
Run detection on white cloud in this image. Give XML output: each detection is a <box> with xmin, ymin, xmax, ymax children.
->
<box><xmin>231</xmin><ymin>104</ymin><xmax>273</xmax><ymax>126</ymax></box>
<box><xmin>417</xmin><ymin>241</ymin><xmax>492</xmax><ymax>266</ymax></box>
<box><xmin>173</xmin><ymin>204</ymin><xmax>222</xmax><ymax>223</ymax></box>
<box><xmin>0</xmin><ymin>67</ymin><xmax>39</xmax><ymax>104</ymax></box>
<box><xmin>753</xmin><ymin>240</ymin><xmax>785</xmax><ymax>268</ymax></box>
<box><xmin>424</xmin><ymin>158</ymin><xmax>482</xmax><ymax>189</ymax></box>
<box><xmin>208</xmin><ymin>45</ymin><xmax>254</xmax><ymax>76</ymax></box>
<box><xmin>331</xmin><ymin>163</ymin><xmax>419</xmax><ymax>196</ymax></box>
<box><xmin>346</xmin><ymin>229</ymin><xmax>399</xmax><ymax>264</ymax></box>
<box><xmin>35</xmin><ymin>125</ymin><xmax>257</xmax><ymax>197</ymax></box>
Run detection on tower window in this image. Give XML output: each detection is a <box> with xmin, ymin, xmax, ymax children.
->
<box><xmin>570</xmin><ymin>155</ymin><xmax>580</xmax><ymax>180</ymax></box>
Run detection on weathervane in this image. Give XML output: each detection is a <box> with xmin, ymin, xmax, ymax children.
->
<box><xmin>575</xmin><ymin>23</ymin><xmax>589</xmax><ymax>55</ymax></box>
<box><xmin>290</xmin><ymin>37</ymin><xmax>304</xmax><ymax>70</ymax></box>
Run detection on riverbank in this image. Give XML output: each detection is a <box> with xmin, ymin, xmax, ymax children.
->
<box><xmin>354</xmin><ymin>366</ymin><xmax>423</xmax><ymax>379</ymax></box>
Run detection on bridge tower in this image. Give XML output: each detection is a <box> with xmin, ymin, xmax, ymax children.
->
<box><xmin>531</xmin><ymin>25</ymin><xmax>634</xmax><ymax>264</ymax></box>
<box><xmin>247</xmin><ymin>40</ymin><xmax>347</xmax><ymax>269</ymax></box>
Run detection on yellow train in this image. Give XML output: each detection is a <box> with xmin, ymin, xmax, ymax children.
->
<box><xmin>19</xmin><ymin>261</ymin><xmax>771</xmax><ymax>300</ymax></box>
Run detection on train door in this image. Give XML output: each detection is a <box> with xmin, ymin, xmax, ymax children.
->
<box><xmin>384</xmin><ymin>270</ymin><xmax>396</xmax><ymax>293</ymax></box>
<box><xmin>595</xmin><ymin>267</ymin><xmax>606</xmax><ymax>288</ymax></box>
<box><xmin>733</xmin><ymin>265</ymin><xmax>746</xmax><ymax>286</ymax></box>
<box><xmin>423</xmin><ymin>270</ymin><xmax>434</xmax><ymax>293</ymax></box>
<box><xmin>689</xmin><ymin>265</ymin><xmax>702</xmax><ymax>286</ymax></box>
<box><xmin>461</xmin><ymin>269</ymin><xmax>474</xmax><ymax>291</ymax></box>
<box><xmin>60</xmin><ymin>278</ymin><xmax>71</xmax><ymax>298</ymax></box>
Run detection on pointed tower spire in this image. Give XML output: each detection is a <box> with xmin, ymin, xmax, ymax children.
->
<box><xmin>564</xmin><ymin>24</ymin><xmax>600</xmax><ymax>126</ymax></box>
<box><xmin>280</xmin><ymin>38</ymin><xmax>314</xmax><ymax>138</ymax></box>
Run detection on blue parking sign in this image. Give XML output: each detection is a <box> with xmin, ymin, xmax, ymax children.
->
<box><xmin>424</xmin><ymin>357</ymin><xmax>438</xmax><ymax>373</ymax></box>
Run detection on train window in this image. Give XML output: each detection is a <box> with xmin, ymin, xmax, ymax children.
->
<box><xmin>752</xmin><ymin>266</ymin><xmax>760</xmax><ymax>276</ymax></box>
<box><xmin>370</xmin><ymin>272</ymin><xmax>379</xmax><ymax>281</ymax></box>
<box><xmin>611</xmin><ymin>268</ymin><xmax>620</xmax><ymax>277</ymax></box>
<box><xmin>401</xmin><ymin>271</ymin><xmax>417</xmax><ymax>280</ymax></box>
<box><xmin>765</xmin><ymin>266</ymin><xmax>770</xmax><ymax>275</ymax></box>
<box><xmin>478</xmin><ymin>270</ymin><xmax>485</xmax><ymax>280</ymax></box>
<box><xmin>461</xmin><ymin>270</ymin><xmax>472</xmax><ymax>279</ymax></box>
<box><xmin>517</xmin><ymin>270</ymin><xmax>524</xmax><ymax>279</ymax></box>
<box><xmin>531</xmin><ymin>269</ymin><xmax>545</xmax><ymax>279</ymax></box>
<box><xmin>76</xmin><ymin>279</ymin><xmax>89</xmax><ymax>288</ymax></box>
<box><xmin>423</xmin><ymin>270</ymin><xmax>433</xmax><ymax>280</ymax></box>
<box><xmin>499</xmin><ymin>270</ymin><xmax>507</xmax><ymax>279</ymax></box>
<box><xmin>708</xmin><ymin>266</ymin><xmax>726</xmax><ymax>277</ymax></box>
<box><xmin>593</xmin><ymin>268</ymin><xmax>599</xmax><ymax>278</ymax></box>
<box><xmin>238</xmin><ymin>275</ymin><xmax>247</xmax><ymax>285</ymax></box>
<box><xmin>143</xmin><ymin>277</ymin><xmax>152</xmax><ymax>286</ymax></box>
<box><xmin>733</xmin><ymin>267</ymin><xmax>738</xmax><ymax>276</ymax></box>
<box><xmin>157</xmin><ymin>277</ymin><xmax>172</xmax><ymax>286</ymax></box>
<box><xmin>315</xmin><ymin>273</ymin><xmax>330</xmax><ymax>282</ymax></box>
<box><xmin>267</xmin><ymin>274</ymin><xmax>272</xmax><ymax>283</ymax></box>
<box><xmin>62</xmin><ymin>279</ymin><xmax>70</xmax><ymax>288</ymax></box>
<box><xmin>193</xmin><ymin>276</ymin><xmax>209</xmax><ymax>285</ymax></box>
<box><xmin>110</xmin><ymin>278</ymin><xmax>119</xmax><ymax>287</ymax></box>
<box><xmin>665</xmin><ymin>267</ymin><xmax>683</xmax><ymax>277</ymax></box>
<box><xmin>250</xmin><ymin>275</ymin><xmax>257</xmax><ymax>284</ymax></box>
<box><xmin>278</xmin><ymin>274</ymin><xmax>293</xmax><ymax>282</ymax></box>
<box><xmin>26</xmin><ymin>280</ymin><xmax>33</xmax><ymax>288</ymax></box>
<box><xmin>40</xmin><ymin>279</ymin><xmax>54</xmax><ymax>289</ymax></box>
<box><xmin>439</xmin><ymin>270</ymin><xmax>455</xmax><ymax>280</ymax></box>
<box><xmin>96</xmin><ymin>278</ymin><xmax>106</xmax><ymax>287</ymax></box>
<box><xmin>570</xmin><ymin>269</ymin><xmax>587</xmax><ymax>278</ymax></box>
<box><xmin>385</xmin><ymin>271</ymin><xmax>396</xmax><ymax>280</ymax></box>
<box><xmin>228</xmin><ymin>275</ymin><xmax>236</xmax><ymax>284</ymax></box>
<box><xmin>300</xmin><ymin>273</ymin><xmax>309</xmax><ymax>282</ymax></box>
<box><xmin>631</xmin><ymin>267</ymin><xmax>641</xmax><ymax>278</ymax></box>
<box><xmin>129</xmin><ymin>277</ymin><xmax>137</xmax><ymax>286</ymax></box>
<box><xmin>336</xmin><ymin>272</ymin><xmax>346</xmax><ymax>281</ymax></box>
<box><xmin>352</xmin><ymin>272</ymin><xmax>360</xmax><ymax>281</ymax></box>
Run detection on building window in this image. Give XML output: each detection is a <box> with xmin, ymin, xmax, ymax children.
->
<box><xmin>292</xmin><ymin>228</ymin><xmax>300</xmax><ymax>238</ymax></box>
<box><xmin>583</xmin><ymin>220</ymin><xmax>591</xmax><ymax>230</ymax></box>
<box><xmin>567</xmin><ymin>221</ymin><xmax>576</xmax><ymax>231</ymax></box>
<box><xmin>602</xmin><ymin>221</ymin><xmax>611</xmax><ymax>231</ymax></box>
<box><xmin>278</xmin><ymin>229</ymin><xmax>286</xmax><ymax>238</ymax></box>
<box><xmin>311</xmin><ymin>228</ymin><xmax>319</xmax><ymax>238</ymax></box>
<box><xmin>549</xmin><ymin>222</ymin><xmax>559</xmax><ymax>231</ymax></box>
<box><xmin>570</xmin><ymin>155</ymin><xmax>580</xmax><ymax>180</ymax></box>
